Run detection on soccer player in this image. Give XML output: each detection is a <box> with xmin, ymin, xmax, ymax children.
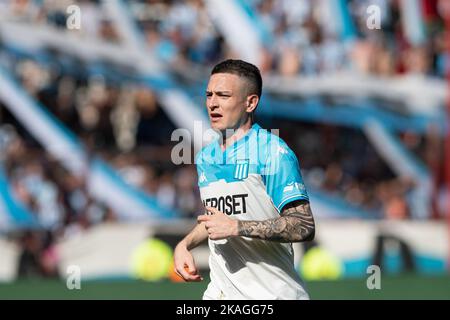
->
<box><xmin>173</xmin><ymin>59</ymin><xmax>315</xmax><ymax>300</ymax></box>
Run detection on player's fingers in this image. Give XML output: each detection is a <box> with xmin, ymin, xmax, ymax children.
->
<box><xmin>175</xmin><ymin>264</ymin><xmax>191</xmax><ymax>281</ymax></box>
<box><xmin>174</xmin><ymin>268</ymin><xmax>186</xmax><ymax>280</ymax></box>
<box><xmin>174</xmin><ymin>254</ymin><xmax>199</xmax><ymax>281</ymax></box>
<box><xmin>209</xmin><ymin>233</ymin><xmax>223</xmax><ymax>240</ymax></box>
<box><xmin>186</xmin><ymin>274</ymin><xmax>203</xmax><ymax>282</ymax></box>
<box><xmin>185</xmin><ymin>272</ymin><xmax>202</xmax><ymax>282</ymax></box>
<box><xmin>197</xmin><ymin>215</ymin><xmax>209</xmax><ymax>222</ymax></box>
<box><xmin>193</xmin><ymin>274</ymin><xmax>204</xmax><ymax>281</ymax></box>
<box><xmin>205</xmin><ymin>206</ymin><xmax>220</xmax><ymax>215</ymax></box>
<box><xmin>208</xmin><ymin>227</ymin><xmax>218</xmax><ymax>237</ymax></box>
<box><xmin>185</xmin><ymin>257</ymin><xmax>199</xmax><ymax>275</ymax></box>
<box><xmin>184</xmin><ymin>261</ymin><xmax>203</xmax><ymax>282</ymax></box>
<box><xmin>177</xmin><ymin>266</ymin><xmax>199</xmax><ymax>282</ymax></box>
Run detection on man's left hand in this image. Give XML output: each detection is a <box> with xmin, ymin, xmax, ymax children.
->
<box><xmin>197</xmin><ymin>206</ymin><xmax>239</xmax><ymax>240</ymax></box>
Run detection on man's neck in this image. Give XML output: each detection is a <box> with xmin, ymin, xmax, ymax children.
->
<box><xmin>220</xmin><ymin>119</ymin><xmax>253</xmax><ymax>151</ymax></box>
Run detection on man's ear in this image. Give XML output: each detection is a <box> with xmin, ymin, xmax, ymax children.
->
<box><xmin>246</xmin><ymin>94</ymin><xmax>259</xmax><ymax>113</ymax></box>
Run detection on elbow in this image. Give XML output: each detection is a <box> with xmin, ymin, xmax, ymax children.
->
<box><xmin>305</xmin><ymin>227</ymin><xmax>315</xmax><ymax>242</ymax></box>
<box><xmin>291</xmin><ymin>225</ymin><xmax>315</xmax><ymax>243</ymax></box>
<box><xmin>301</xmin><ymin>222</ymin><xmax>315</xmax><ymax>242</ymax></box>
<box><xmin>306</xmin><ymin>216</ymin><xmax>316</xmax><ymax>241</ymax></box>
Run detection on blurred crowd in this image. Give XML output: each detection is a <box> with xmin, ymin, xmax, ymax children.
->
<box><xmin>273</xmin><ymin>119</ymin><xmax>444</xmax><ymax>221</ymax></box>
<box><xmin>252</xmin><ymin>0</ymin><xmax>445</xmax><ymax>77</ymax></box>
<box><xmin>0</xmin><ymin>0</ymin><xmax>226</xmax><ymax>69</ymax></box>
<box><xmin>0</xmin><ymin>0</ymin><xmax>447</xmax><ymax>278</ymax></box>
<box><xmin>0</xmin><ymin>122</ymin><xmax>202</xmax><ymax>279</ymax></box>
<box><xmin>1</xmin><ymin>46</ymin><xmax>445</xmax><ymax>224</ymax></box>
<box><xmin>0</xmin><ymin>0</ymin><xmax>446</xmax><ymax>77</ymax></box>
<box><xmin>0</xmin><ymin>0</ymin><xmax>446</xmax><ymax>222</ymax></box>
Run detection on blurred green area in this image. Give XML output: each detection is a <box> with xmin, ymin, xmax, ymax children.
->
<box><xmin>0</xmin><ymin>274</ymin><xmax>449</xmax><ymax>300</ymax></box>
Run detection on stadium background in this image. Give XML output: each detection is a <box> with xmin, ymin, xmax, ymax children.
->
<box><xmin>0</xmin><ymin>0</ymin><xmax>449</xmax><ymax>299</ymax></box>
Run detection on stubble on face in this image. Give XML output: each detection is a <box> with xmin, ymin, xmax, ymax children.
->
<box><xmin>206</xmin><ymin>73</ymin><xmax>250</xmax><ymax>133</ymax></box>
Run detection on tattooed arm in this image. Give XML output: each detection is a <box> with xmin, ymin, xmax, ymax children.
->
<box><xmin>237</xmin><ymin>200</ymin><xmax>315</xmax><ymax>243</ymax></box>
<box><xmin>197</xmin><ymin>200</ymin><xmax>315</xmax><ymax>242</ymax></box>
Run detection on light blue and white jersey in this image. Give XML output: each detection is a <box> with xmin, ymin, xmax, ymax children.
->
<box><xmin>196</xmin><ymin>123</ymin><xmax>310</xmax><ymax>300</ymax></box>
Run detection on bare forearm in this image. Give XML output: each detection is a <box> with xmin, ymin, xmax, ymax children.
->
<box><xmin>237</xmin><ymin>200</ymin><xmax>315</xmax><ymax>243</ymax></box>
<box><xmin>181</xmin><ymin>222</ymin><xmax>209</xmax><ymax>250</ymax></box>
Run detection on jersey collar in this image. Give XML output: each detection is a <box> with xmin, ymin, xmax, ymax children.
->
<box><xmin>213</xmin><ymin>123</ymin><xmax>260</xmax><ymax>161</ymax></box>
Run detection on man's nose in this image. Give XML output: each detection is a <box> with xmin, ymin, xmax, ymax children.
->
<box><xmin>207</xmin><ymin>96</ymin><xmax>219</xmax><ymax>110</ymax></box>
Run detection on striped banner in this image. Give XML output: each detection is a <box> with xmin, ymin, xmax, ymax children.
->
<box><xmin>0</xmin><ymin>166</ymin><xmax>38</xmax><ymax>231</ymax></box>
<box><xmin>0</xmin><ymin>67</ymin><xmax>178</xmax><ymax>222</ymax></box>
<box><xmin>400</xmin><ymin>0</ymin><xmax>426</xmax><ymax>46</ymax></box>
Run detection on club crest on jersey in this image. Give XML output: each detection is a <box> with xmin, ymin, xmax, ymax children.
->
<box><xmin>234</xmin><ymin>159</ymin><xmax>249</xmax><ymax>180</ymax></box>
<box><xmin>199</xmin><ymin>171</ymin><xmax>207</xmax><ymax>183</ymax></box>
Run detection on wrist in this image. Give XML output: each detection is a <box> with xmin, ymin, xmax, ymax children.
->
<box><xmin>176</xmin><ymin>239</ymin><xmax>189</xmax><ymax>251</ymax></box>
<box><xmin>234</xmin><ymin>219</ymin><xmax>240</xmax><ymax>237</ymax></box>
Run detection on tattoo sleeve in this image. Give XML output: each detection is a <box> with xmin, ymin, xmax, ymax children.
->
<box><xmin>237</xmin><ymin>200</ymin><xmax>315</xmax><ymax>242</ymax></box>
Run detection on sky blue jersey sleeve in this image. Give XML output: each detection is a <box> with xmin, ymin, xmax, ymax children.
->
<box><xmin>264</xmin><ymin>146</ymin><xmax>309</xmax><ymax>212</ymax></box>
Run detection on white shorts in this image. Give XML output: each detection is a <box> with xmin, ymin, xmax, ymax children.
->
<box><xmin>202</xmin><ymin>281</ymin><xmax>225</xmax><ymax>300</ymax></box>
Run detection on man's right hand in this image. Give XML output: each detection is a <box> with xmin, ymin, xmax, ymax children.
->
<box><xmin>174</xmin><ymin>242</ymin><xmax>203</xmax><ymax>282</ymax></box>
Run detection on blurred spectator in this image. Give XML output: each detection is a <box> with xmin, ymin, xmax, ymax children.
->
<box><xmin>157</xmin><ymin>172</ymin><xmax>176</xmax><ymax>210</ymax></box>
<box><xmin>17</xmin><ymin>231</ymin><xmax>43</xmax><ymax>279</ymax></box>
<box><xmin>40</xmin><ymin>231</ymin><xmax>59</xmax><ymax>278</ymax></box>
<box><xmin>134</xmin><ymin>87</ymin><xmax>176</xmax><ymax>146</ymax></box>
